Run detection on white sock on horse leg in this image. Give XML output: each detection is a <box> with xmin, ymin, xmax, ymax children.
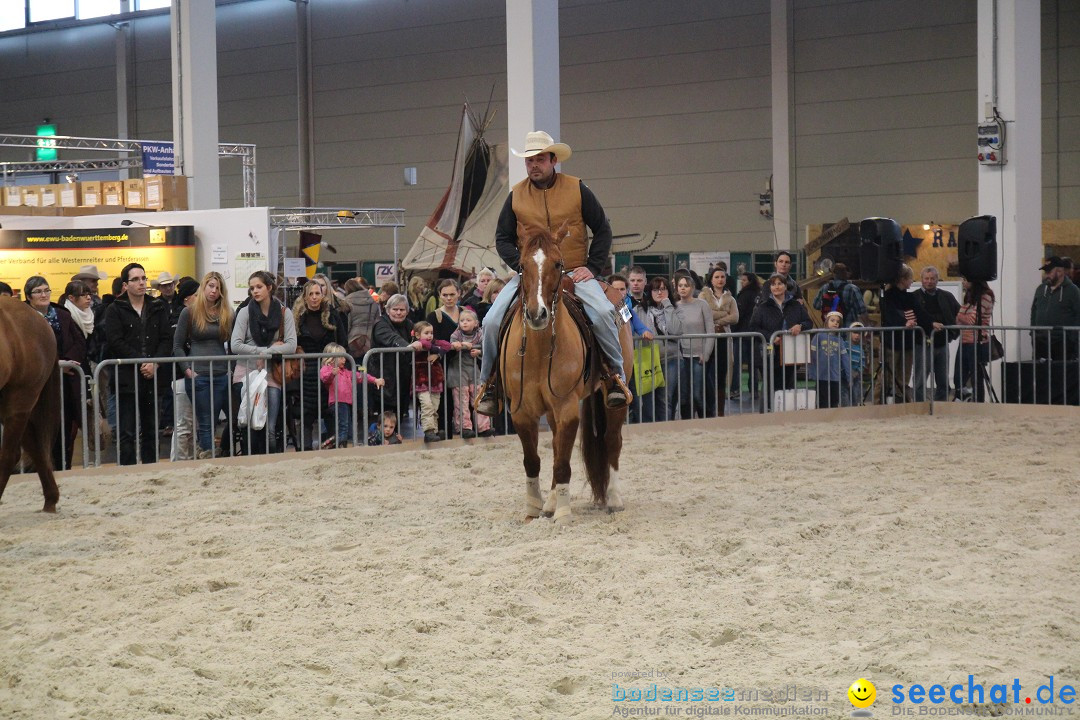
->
<box><xmin>553</xmin><ymin>485</ymin><xmax>572</xmax><ymax>524</ymax></box>
<box><xmin>607</xmin><ymin>466</ymin><xmax>625</xmax><ymax>510</ymax></box>
<box><xmin>525</xmin><ymin>476</ymin><xmax>543</xmax><ymax>517</ymax></box>
<box><xmin>543</xmin><ymin>484</ymin><xmax>557</xmax><ymax>514</ymax></box>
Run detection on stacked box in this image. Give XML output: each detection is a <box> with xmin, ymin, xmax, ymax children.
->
<box><xmin>3</xmin><ymin>185</ymin><xmax>20</xmax><ymax>206</ymax></box>
<box><xmin>102</xmin><ymin>181</ymin><xmax>124</xmax><ymax>206</ymax></box>
<box><xmin>40</xmin><ymin>184</ymin><xmax>63</xmax><ymax>207</ymax></box>
<box><xmin>124</xmin><ymin>178</ymin><xmax>145</xmax><ymax>208</ymax></box>
<box><xmin>23</xmin><ymin>187</ymin><xmax>41</xmax><ymax>207</ymax></box>
<box><xmin>144</xmin><ymin>175</ymin><xmax>188</xmax><ymax>210</ymax></box>
<box><xmin>59</xmin><ymin>183</ymin><xmax>81</xmax><ymax>207</ymax></box>
<box><xmin>81</xmin><ymin>180</ymin><xmax>101</xmax><ymax>206</ymax></box>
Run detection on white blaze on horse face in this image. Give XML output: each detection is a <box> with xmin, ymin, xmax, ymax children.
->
<box><xmin>531</xmin><ymin>246</ymin><xmax>548</xmax><ymax>317</ymax></box>
<box><xmin>531</xmin><ymin>246</ymin><xmax>548</xmax><ymax>318</ymax></box>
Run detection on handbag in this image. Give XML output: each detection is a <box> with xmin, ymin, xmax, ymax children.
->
<box><xmin>270</xmin><ymin>307</ymin><xmax>304</xmax><ymax>385</ymax></box>
<box><xmin>989</xmin><ymin>334</ymin><xmax>1004</xmax><ymax>361</ymax></box>
<box><xmin>633</xmin><ymin>343</ymin><xmax>666</xmax><ymax>395</ymax></box>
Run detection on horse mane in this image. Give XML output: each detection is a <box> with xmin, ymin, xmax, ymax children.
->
<box><xmin>519</xmin><ymin>227</ymin><xmax>556</xmax><ymax>257</ymax></box>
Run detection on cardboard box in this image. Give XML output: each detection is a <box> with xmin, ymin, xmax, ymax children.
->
<box><xmin>102</xmin><ymin>181</ymin><xmax>124</xmax><ymax>206</ymax></box>
<box><xmin>81</xmin><ymin>180</ymin><xmax>101</xmax><ymax>207</ymax></box>
<box><xmin>59</xmin><ymin>183</ymin><xmax>81</xmax><ymax>207</ymax></box>
<box><xmin>23</xmin><ymin>187</ymin><xmax>41</xmax><ymax>207</ymax></box>
<box><xmin>144</xmin><ymin>175</ymin><xmax>188</xmax><ymax>211</ymax></box>
<box><xmin>124</xmin><ymin>178</ymin><xmax>145</xmax><ymax>208</ymax></box>
<box><xmin>2</xmin><ymin>185</ymin><xmax>20</xmax><ymax>206</ymax></box>
<box><xmin>39</xmin><ymin>184</ymin><xmax>63</xmax><ymax>207</ymax></box>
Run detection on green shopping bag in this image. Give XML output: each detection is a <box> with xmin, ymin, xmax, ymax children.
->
<box><xmin>633</xmin><ymin>343</ymin><xmax>666</xmax><ymax>395</ymax></box>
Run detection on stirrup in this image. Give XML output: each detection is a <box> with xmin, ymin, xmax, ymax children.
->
<box><xmin>474</xmin><ymin>379</ymin><xmax>501</xmax><ymax>417</ymax></box>
<box><xmin>605</xmin><ymin>374</ymin><xmax>633</xmax><ymax>408</ymax></box>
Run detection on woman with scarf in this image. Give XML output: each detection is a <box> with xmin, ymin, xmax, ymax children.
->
<box><xmin>292</xmin><ymin>279</ymin><xmax>348</xmax><ymax>450</ymax></box>
<box><xmin>26</xmin><ymin>276</ymin><xmax>86</xmax><ymax>469</ymax></box>
<box><xmin>232</xmin><ymin>271</ymin><xmax>296</xmax><ymax>454</ymax></box>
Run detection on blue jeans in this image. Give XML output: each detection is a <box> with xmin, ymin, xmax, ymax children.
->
<box><xmin>333</xmin><ymin>402</ymin><xmax>353</xmax><ymax>444</ymax></box>
<box><xmin>480</xmin><ymin>273</ymin><xmax>626</xmax><ymax>384</ymax></box>
<box><xmin>678</xmin><ymin>357</ymin><xmax>707</xmax><ymax>419</ymax></box>
<box><xmin>188</xmin><ymin>373</ymin><xmax>229</xmax><ymax>454</ymax></box>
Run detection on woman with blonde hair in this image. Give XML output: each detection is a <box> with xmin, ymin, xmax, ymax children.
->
<box><xmin>173</xmin><ymin>271</ymin><xmax>234</xmax><ymax>458</ymax></box>
<box><xmin>406</xmin><ymin>275</ymin><xmax>431</xmax><ymax>324</ymax></box>
<box><xmin>293</xmin><ymin>279</ymin><xmax>348</xmax><ymax>449</ymax></box>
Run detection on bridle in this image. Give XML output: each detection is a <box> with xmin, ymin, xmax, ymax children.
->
<box><xmin>502</xmin><ymin>256</ymin><xmax>588</xmax><ymax>414</ymax></box>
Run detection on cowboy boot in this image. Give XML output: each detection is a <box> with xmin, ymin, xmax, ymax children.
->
<box><xmin>604</xmin><ymin>373</ymin><xmax>633</xmax><ymax>409</ymax></box>
<box><xmin>474</xmin><ymin>378</ymin><xmax>501</xmax><ymax>417</ymax></box>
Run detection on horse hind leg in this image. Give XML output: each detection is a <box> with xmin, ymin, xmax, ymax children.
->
<box><xmin>605</xmin><ymin>406</ymin><xmax>627</xmax><ymax>513</ymax></box>
<box><xmin>0</xmin><ymin>412</ymin><xmax>30</xmax><ymax>508</ymax></box>
<box><xmin>24</xmin><ymin>414</ymin><xmax>59</xmax><ymax>513</ymax></box>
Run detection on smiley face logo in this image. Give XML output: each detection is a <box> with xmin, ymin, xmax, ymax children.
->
<box><xmin>848</xmin><ymin>678</ymin><xmax>876</xmax><ymax>708</ymax></box>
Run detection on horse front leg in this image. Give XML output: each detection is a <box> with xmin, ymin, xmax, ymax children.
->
<box><xmin>514</xmin><ymin>417</ymin><xmax>543</xmax><ymax>520</ymax></box>
<box><xmin>550</xmin><ymin>411</ymin><xmax>579</xmax><ymax>525</ymax></box>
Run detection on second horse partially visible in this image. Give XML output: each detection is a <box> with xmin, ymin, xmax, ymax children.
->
<box><xmin>0</xmin><ymin>297</ymin><xmax>61</xmax><ymax>513</ymax></box>
<box><xmin>498</xmin><ymin>223</ymin><xmax>632</xmax><ymax>524</ymax></box>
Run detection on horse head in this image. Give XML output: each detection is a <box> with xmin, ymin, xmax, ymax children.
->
<box><xmin>517</xmin><ymin>221</ymin><xmax>567</xmax><ymax>331</ymax></box>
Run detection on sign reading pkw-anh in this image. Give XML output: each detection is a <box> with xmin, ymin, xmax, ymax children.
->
<box><xmin>36</xmin><ymin>122</ymin><xmax>57</xmax><ymax>161</ymax></box>
<box><xmin>140</xmin><ymin>142</ymin><xmax>176</xmax><ymax>175</ymax></box>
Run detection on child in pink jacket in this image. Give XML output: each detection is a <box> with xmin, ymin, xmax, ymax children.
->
<box><xmin>319</xmin><ymin>342</ymin><xmax>384</xmax><ymax>447</ymax></box>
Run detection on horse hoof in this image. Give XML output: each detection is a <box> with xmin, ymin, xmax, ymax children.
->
<box><xmin>554</xmin><ymin>513</ymin><xmax>573</xmax><ymax>526</ymax></box>
<box><xmin>606</xmin><ymin>506</ymin><xmax>625</xmax><ymax>514</ymax></box>
<box><xmin>523</xmin><ymin>515</ymin><xmax>535</xmax><ymax>524</ymax></box>
<box><xmin>42</xmin><ymin>505</ymin><xmax>57</xmax><ymax>514</ymax></box>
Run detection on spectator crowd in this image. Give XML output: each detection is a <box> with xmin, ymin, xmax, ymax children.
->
<box><xmin>1</xmin><ymin>249</ymin><xmax>1077</xmax><ymax>467</ymax></box>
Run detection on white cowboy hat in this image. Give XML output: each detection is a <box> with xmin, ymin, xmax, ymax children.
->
<box><xmin>511</xmin><ymin>130</ymin><xmax>572</xmax><ymax>162</ymax></box>
<box><xmin>72</xmin><ymin>264</ymin><xmax>108</xmax><ymax>281</ymax></box>
<box><xmin>151</xmin><ymin>271</ymin><xmax>176</xmax><ymax>289</ymax></box>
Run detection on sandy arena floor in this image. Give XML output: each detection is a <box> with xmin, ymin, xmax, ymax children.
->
<box><xmin>1</xmin><ymin>414</ymin><xmax>1078</xmax><ymax>719</ymax></box>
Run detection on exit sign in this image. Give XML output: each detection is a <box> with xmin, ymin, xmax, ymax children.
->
<box><xmin>36</xmin><ymin>123</ymin><xmax>57</xmax><ymax>161</ymax></box>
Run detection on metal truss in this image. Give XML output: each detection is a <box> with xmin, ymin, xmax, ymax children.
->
<box><xmin>268</xmin><ymin>208</ymin><xmax>406</xmax><ymax>230</ymax></box>
<box><xmin>0</xmin><ymin>157</ymin><xmax>143</xmax><ymax>176</ymax></box>
<box><xmin>0</xmin><ymin>134</ymin><xmax>258</xmax><ymax>207</ymax></box>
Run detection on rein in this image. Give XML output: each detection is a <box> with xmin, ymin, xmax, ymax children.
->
<box><xmin>502</xmin><ymin>271</ymin><xmax>588</xmax><ymax>415</ymax></box>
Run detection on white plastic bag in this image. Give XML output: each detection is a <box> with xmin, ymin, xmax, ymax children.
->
<box><xmin>238</xmin><ymin>369</ymin><xmax>268</xmax><ymax>430</ymax></box>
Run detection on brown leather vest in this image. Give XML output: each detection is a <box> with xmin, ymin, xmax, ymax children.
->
<box><xmin>511</xmin><ymin>173</ymin><xmax>587</xmax><ymax>269</ymax></box>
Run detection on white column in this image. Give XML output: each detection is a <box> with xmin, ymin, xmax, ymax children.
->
<box><xmin>505</xmin><ymin>0</ymin><xmax>560</xmax><ymax>186</ymax></box>
<box><xmin>978</xmin><ymin>0</ymin><xmax>1041</xmax><ymax>331</ymax></box>
<box><xmin>115</xmin><ymin>23</ymin><xmax>130</xmax><ymax>180</ymax></box>
<box><xmin>171</xmin><ymin>0</ymin><xmax>221</xmax><ymax>210</ymax></box>
<box><xmin>770</xmin><ymin>0</ymin><xmax>796</xmax><ymax>252</ymax></box>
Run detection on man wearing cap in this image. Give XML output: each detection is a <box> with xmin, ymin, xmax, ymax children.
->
<box><xmin>1031</xmin><ymin>256</ymin><xmax>1080</xmax><ymax>365</ymax></box>
<box><xmin>474</xmin><ymin>130</ymin><xmax>631</xmax><ymax>415</ymax></box>
<box><xmin>72</xmin><ymin>264</ymin><xmax>108</xmax><ymax>312</ymax></box>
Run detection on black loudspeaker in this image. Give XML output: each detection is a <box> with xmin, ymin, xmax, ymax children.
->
<box><xmin>859</xmin><ymin>217</ymin><xmax>903</xmax><ymax>284</ymax></box>
<box><xmin>958</xmin><ymin>215</ymin><xmax>997</xmax><ymax>281</ymax></box>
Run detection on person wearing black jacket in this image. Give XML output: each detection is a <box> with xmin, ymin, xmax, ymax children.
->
<box><xmin>24</xmin><ymin>276</ymin><xmax>87</xmax><ymax>469</ymax></box>
<box><xmin>102</xmin><ymin>263</ymin><xmax>172</xmax><ymax>465</ymax></box>
<box><xmin>291</xmin><ymin>279</ymin><xmax>348</xmax><ymax>450</ymax></box>
<box><xmin>749</xmin><ymin>273</ymin><xmax>812</xmax><ymax>410</ymax></box>
<box><xmin>370</xmin><ymin>293</ymin><xmax>423</xmax><ymax>429</ymax></box>
<box><xmin>878</xmin><ymin>264</ymin><xmax>933</xmax><ymax>404</ymax></box>
<box><xmin>911</xmin><ymin>266</ymin><xmax>960</xmax><ymax>401</ymax></box>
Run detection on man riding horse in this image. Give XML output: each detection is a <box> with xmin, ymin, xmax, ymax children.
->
<box><xmin>475</xmin><ymin>130</ymin><xmax>633</xmax><ymax>416</ymax></box>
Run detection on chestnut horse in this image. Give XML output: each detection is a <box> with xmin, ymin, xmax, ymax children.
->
<box><xmin>499</xmin><ymin>223</ymin><xmax>632</xmax><ymax>524</ymax></box>
<box><xmin>0</xmin><ymin>297</ymin><xmax>61</xmax><ymax>512</ymax></box>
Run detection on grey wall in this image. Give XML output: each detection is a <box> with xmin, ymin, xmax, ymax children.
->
<box><xmin>0</xmin><ymin>0</ymin><xmax>1076</xmax><ymax>263</ymax></box>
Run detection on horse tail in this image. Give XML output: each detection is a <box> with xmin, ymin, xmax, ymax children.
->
<box><xmin>579</xmin><ymin>388</ymin><xmax>609</xmax><ymax>506</ymax></box>
<box><xmin>32</xmin><ymin>356</ymin><xmax>62</xmax><ymax>455</ymax></box>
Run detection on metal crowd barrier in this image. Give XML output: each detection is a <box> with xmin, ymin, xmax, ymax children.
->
<box><xmin>91</xmin><ymin>351</ymin><xmax>358</xmax><ymax>466</ymax></box>
<box><xmin>928</xmin><ymin>325</ymin><xmax>1080</xmax><ymax>410</ymax></box>
<box><xmin>627</xmin><ymin>332</ymin><xmax>769</xmax><ymax>422</ymax></box>
<box><xmin>767</xmin><ymin>326</ymin><xmax>926</xmax><ymax>411</ymax></box>
<box><xmin>3</xmin><ymin>360</ymin><xmax>90</xmax><ymax>475</ymax></box>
